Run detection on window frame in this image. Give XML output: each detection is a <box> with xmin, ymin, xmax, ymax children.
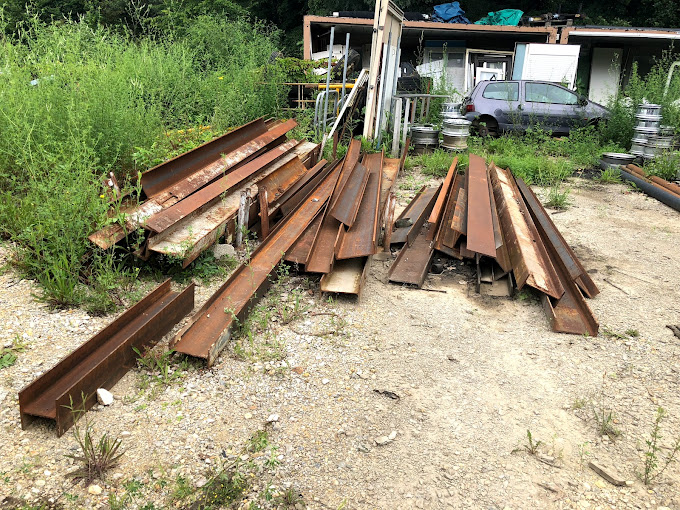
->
<box><xmin>481</xmin><ymin>81</ymin><xmax>519</xmax><ymax>101</ymax></box>
<box><xmin>525</xmin><ymin>82</ymin><xmax>579</xmax><ymax>105</ymax></box>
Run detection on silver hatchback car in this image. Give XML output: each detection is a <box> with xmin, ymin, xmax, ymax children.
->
<box><xmin>462</xmin><ymin>80</ymin><xmax>609</xmax><ymax>136</ymax></box>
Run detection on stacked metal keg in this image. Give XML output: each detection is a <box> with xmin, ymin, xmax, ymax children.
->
<box><xmin>440</xmin><ymin>102</ymin><xmax>471</xmax><ymax>151</ymax></box>
<box><xmin>630</xmin><ymin>104</ymin><xmax>674</xmax><ymax>161</ymax></box>
<box><xmin>409</xmin><ymin>124</ymin><xmax>440</xmax><ymax>153</ymax></box>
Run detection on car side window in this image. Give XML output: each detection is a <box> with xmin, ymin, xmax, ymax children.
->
<box><xmin>525</xmin><ymin>83</ymin><xmax>578</xmax><ymax>105</ymax></box>
<box><xmin>482</xmin><ymin>82</ymin><xmax>519</xmax><ymax>101</ymax></box>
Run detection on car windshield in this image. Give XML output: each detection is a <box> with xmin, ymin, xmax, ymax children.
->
<box><xmin>525</xmin><ymin>83</ymin><xmax>578</xmax><ymax>105</ymax></box>
<box><xmin>482</xmin><ymin>82</ymin><xmax>519</xmax><ymax>101</ymax></box>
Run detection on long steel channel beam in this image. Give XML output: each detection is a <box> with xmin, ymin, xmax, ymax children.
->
<box><xmin>489</xmin><ymin>164</ymin><xmax>564</xmax><ymax>299</ymax></box>
<box><xmin>19</xmin><ymin>280</ymin><xmax>194</xmax><ymax>436</ymax></box>
<box><xmin>466</xmin><ymin>154</ymin><xmax>496</xmax><ymax>258</ymax></box>
<box><xmin>515</xmin><ymin>177</ymin><xmax>599</xmax><ymax>298</ymax></box>
<box><xmin>140</xmin><ymin>118</ymin><xmax>269</xmax><ymax>197</ymax></box>
<box><xmin>170</xmin><ymin>167</ymin><xmax>340</xmax><ymax>366</ymax></box>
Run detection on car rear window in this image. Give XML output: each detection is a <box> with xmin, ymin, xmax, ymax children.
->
<box><xmin>482</xmin><ymin>82</ymin><xmax>519</xmax><ymax>101</ymax></box>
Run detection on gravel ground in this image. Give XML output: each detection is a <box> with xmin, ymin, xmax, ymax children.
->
<box><xmin>0</xmin><ymin>175</ymin><xmax>679</xmax><ymax>510</ymax></box>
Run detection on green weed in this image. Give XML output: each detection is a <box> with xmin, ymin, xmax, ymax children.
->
<box><xmin>64</xmin><ymin>398</ymin><xmax>124</xmax><ymax>484</ymax></box>
<box><xmin>596</xmin><ymin>168</ymin><xmax>622</xmax><ymax>183</ymax></box>
<box><xmin>0</xmin><ymin>335</ymin><xmax>27</xmax><ymax>369</ymax></box>
<box><xmin>545</xmin><ymin>185</ymin><xmax>571</xmax><ymax>210</ymax></box>
<box><xmin>638</xmin><ymin>407</ymin><xmax>680</xmax><ymax>485</ymax></box>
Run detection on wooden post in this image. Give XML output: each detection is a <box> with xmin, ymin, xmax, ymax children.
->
<box><xmin>391</xmin><ymin>97</ymin><xmax>402</xmax><ymax>158</ymax></box>
<box><xmin>384</xmin><ymin>192</ymin><xmax>397</xmax><ymax>249</ymax></box>
<box><xmin>236</xmin><ymin>189</ymin><xmax>251</xmax><ymax>249</ymax></box>
<box><xmin>402</xmin><ymin>98</ymin><xmax>411</xmax><ymax>146</ymax></box>
<box><xmin>259</xmin><ymin>189</ymin><xmax>270</xmax><ymax>239</ymax></box>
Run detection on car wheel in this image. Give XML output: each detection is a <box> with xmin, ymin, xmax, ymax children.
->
<box><xmin>474</xmin><ymin>117</ymin><xmax>498</xmax><ymax>137</ymax></box>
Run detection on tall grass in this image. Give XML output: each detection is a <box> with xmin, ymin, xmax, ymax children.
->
<box><xmin>0</xmin><ymin>13</ymin><xmax>285</xmax><ymax>310</ymax></box>
<box><xmin>600</xmin><ymin>51</ymin><xmax>680</xmax><ymax>148</ymax></box>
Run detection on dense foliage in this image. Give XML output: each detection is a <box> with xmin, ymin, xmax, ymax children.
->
<box><xmin>0</xmin><ymin>12</ymin><xmax>286</xmax><ymax>310</ymax></box>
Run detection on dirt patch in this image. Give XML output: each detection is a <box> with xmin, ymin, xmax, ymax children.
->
<box><xmin>1</xmin><ymin>177</ymin><xmax>679</xmax><ymax>509</ymax></box>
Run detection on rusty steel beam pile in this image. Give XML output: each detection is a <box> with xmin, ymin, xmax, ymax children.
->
<box><xmin>90</xmin><ymin>117</ymin><xmax>322</xmax><ymax>265</ymax></box>
<box><xmin>386</xmin><ymin>153</ymin><xmax>599</xmax><ymax>336</ymax></box>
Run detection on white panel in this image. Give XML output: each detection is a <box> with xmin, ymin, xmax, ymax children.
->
<box><xmin>588</xmin><ymin>48</ymin><xmax>622</xmax><ymax>105</ymax></box>
<box><xmin>520</xmin><ymin>43</ymin><xmax>581</xmax><ymax>89</ymax></box>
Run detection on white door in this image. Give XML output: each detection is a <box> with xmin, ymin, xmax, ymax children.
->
<box><xmin>588</xmin><ymin>48</ymin><xmax>622</xmax><ymax>104</ymax></box>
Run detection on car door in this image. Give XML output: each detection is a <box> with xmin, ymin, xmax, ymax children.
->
<box><xmin>523</xmin><ymin>82</ymin><xmax>582</xmax><ymax>134</ymax></box>
<box><xmin>479</xmin><ymin>81</ymin><xmax>521</xmax><ymax>132</ymax></box>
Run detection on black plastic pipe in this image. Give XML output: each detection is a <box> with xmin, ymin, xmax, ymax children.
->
<box><xmin>619</xmin><ymin>168</ymin><xmax>680</xmax><ymax>212</ymax></box>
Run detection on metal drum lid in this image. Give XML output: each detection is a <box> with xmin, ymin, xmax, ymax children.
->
<box><xmin>660</xmin><ymin>125</ymin><xmax>675</xmax><ymax>135</ymax></box>
<box><xmin>636</xmin><ymin>104</ymin><xmax>662</xmax><ymax>115</ymax></box>
<box><xmin>601</xmin><ymin>152</ymin><xmax>635</xmax><ymax>165</ymax></box>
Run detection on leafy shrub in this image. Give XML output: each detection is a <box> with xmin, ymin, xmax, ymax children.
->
<box><xmin>0</xmin><ymin>12</ymin><xmax>285</xmax><ymax>308</ymax></box>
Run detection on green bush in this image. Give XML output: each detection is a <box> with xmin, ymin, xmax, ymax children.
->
<box><xmin>0</xmin><ymin>12</ymin><xmax>285</xmax><ymax>309</ymax></box>
<box><xmin>600</xmin><ymin>51</ymin><xmax>680</xmax><ymax>148</ymax></box>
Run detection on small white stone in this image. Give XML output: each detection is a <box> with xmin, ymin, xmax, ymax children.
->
<box><xmin>388</xmin><ymin>430</ymin><xmax>397</xmax><ymax>440</ymax></box>
<box><xmin>96</xmin><ymin>388</ymin><xmax>113</xmax><ymax>406</ymax></box>
<box><xmin>322</xmin><ymin>378</ymin><xmax>329</xmax><ymax>385</ymax></box>
<box><xmin>121</xmin><ymin>431</ymin><xmax>131</xmax><ymax>437</ymax></box>
<box><xmin>88</xmin><ymin>484</ymin><xmax>102</xmax><ymax>495</ymax></box>
<box><xmin>266</xmin><ymin>414</ymin><xmax>279</xmax><ymax>423</ymax></box>
<box><xmin>244</xmin><ymin>412</ymin><xmax>253</xmax><ymax>419</ymax></box>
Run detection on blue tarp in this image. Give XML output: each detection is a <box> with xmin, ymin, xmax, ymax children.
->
<box><xmin>474</xmin><ymin>9</ymin><xmax>523</xmax><ymax>26</ymax></box>
<box><xmin>432</xmin><ymin>2</ymin><xmax>471</xmax><ymax>24</ymax></box>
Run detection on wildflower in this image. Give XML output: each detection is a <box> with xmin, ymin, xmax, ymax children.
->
<box><xmin>218</xmin><ymin>76</ymin><xmax>224</xmax><ymax>80</ymax></box>
<box><xmin>100</xmin><ymin>194</ymin><xmax>105</xmax><ymax>199</ymax></box>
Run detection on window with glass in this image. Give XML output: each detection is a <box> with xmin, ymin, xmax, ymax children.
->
<box><xmin>482</xmin><ymin>82</ymin><xmax>519</xmax><ymax>101</ymax></box>
<box><xmin>525</xmin><ymin>83</ymin><xmax>578</xmax><ymax>105</ymax></box>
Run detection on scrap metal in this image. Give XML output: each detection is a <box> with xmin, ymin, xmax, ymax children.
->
<box><xmin>19</xmin><ymin>279</ymin><xmax>194</xmax><ymax>436</ymax></box>
<box><xmin>170</xmin><ymin>167</ymin><xmax>340</xmax><ymax>365</ymax></box>
<box><xmin>465</xmin><ymin>154</ymin><xmax>496</xmax><ymax>258</ymax></box>
<box><xmin>489</xmin><ymin>164</ymin><xmax>564</xmax><ymax>299</ymax></box>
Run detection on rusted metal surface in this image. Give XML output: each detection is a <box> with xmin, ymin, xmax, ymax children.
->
<box><xmin>451</xmin><ymin>185</ymin><xmax>467</xmax><ymax>236</ymax></box>
<box><xmin>388</xmin><ymin>223</ymin><xmax>434</xmax><ymax>287</ymax></box>
<box><xmin>329</xmin><ymin>139</ymin><xmax>362</xmax><ymax>212</ymax></box>
<box><xmin>320</xmin><ymin>257</ymin><xmax>370</xmax><ymax>296</ymax></box>
<box><xmin>489</xmin><ymin>164</ymin><xmax>564</xmax><ymax>299</ymax></box>
<box><xmin>391</xmin><ymin>186</ymin><xmax>439</xmax><ymax>245</ymax></box>
<box><xmin>466</xmin><ymin>154</ymin><xmax>496</xmax><ymax>258</ymax></box>
<box><xmin>516</xmin><ymin>177</ymin><xmax>599</xmax><ymax>298</ymax></box>
<box><xmin>140</xmin><ymin>118</ymin><xmax>268</xmax><ymax>198</ymax></box>
<box><xmin>284</xmin><ymin>206</ymin><xmax>326</xmax><ymax>266</ymax></box>
<box><xmin>275</xmin><ymin>159</ymin><xmax>327</xmax><ymax>210</ymax></box>
<box><xmin>278</xmin><ymin>158</ymin><xmax>337</xmax><ymax>218</ymax></box>
<box><xmin>383</xmin><ymin>193</ymin><xmax>397</xmax><ymax>248</ymax></box>
<box><xmin>434</xmin><ymin>172</ymin><xmax>462</xmax><ymax>251</ymax></box>
<box><xmin>143</xmin><ymin>139</ymin><xmax>297</xmax><ymax>234</ymax></box>
<box><xmin>258</xmin><ymin>156</ymin><xmax>308</xmax><ymax>207</ymax></box>
<box><xmin>626</xmin><ymin>164</ymin><xmax>680</xmax><ymax>197</ymax></box>
<box><xmin>488</xmin><ymin>173</ymin><xmax>512</xmax><ymax>273</ymax></box>
<box><xmin>128</xmin><ymin>120</ymin><xmax>296</xmax><ymax>231</ymax></box>
<box><xmin>148</xmin><ymin>143</ymin><xmax>318</xmax><ymax>267</ymax></box>
<box><xmin>330</xmin><ymin>162</ymin><xmax>370</xmax><ymax>227</ymax></box>
<box><xmin>259</xmin><ymin>189</ymin><xmax>270</xmax><ymax>238</ymax></box>
<box><xmin>89</xmin><ymin>223</ymin><xmax>126</xmax><ymax>250</ymax></box>
<box><xmin>336</xmin><ymin>153</ymin><xmax>383</xmax><ymax>260</ymax></box>
<box><xmin>427</xmin><ymin>156</ymin><xmax>458</xmax><ymax>228</ymax></box>
<box><xmin>19</xmin><ymin>280</ymin><xmax>194</xmax><ymax>436</ymax></box>
<box><xmin>170</xmin><ymin>167</ymin><xmax>340</xmax><ymax>366</ymax></box>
